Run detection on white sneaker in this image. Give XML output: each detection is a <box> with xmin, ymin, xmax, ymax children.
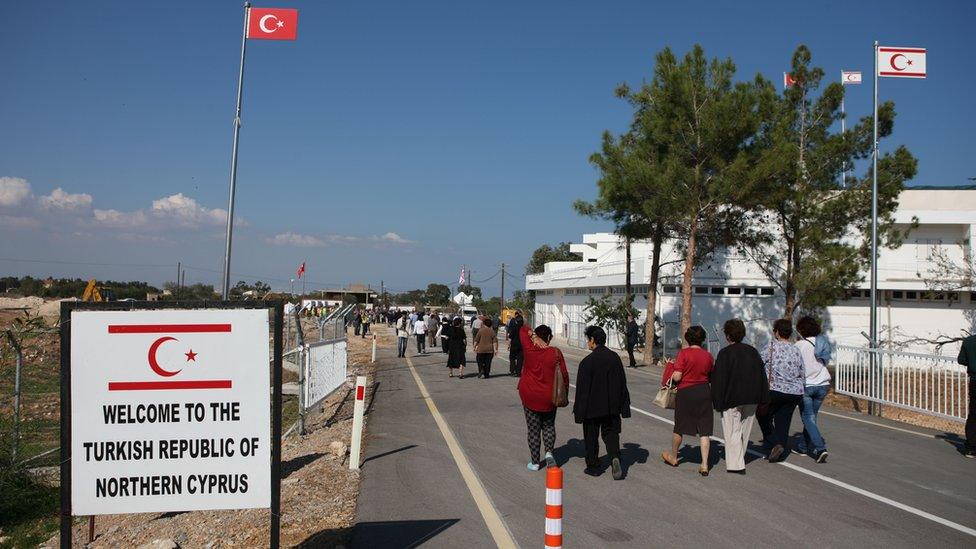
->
<box><xmin>527</xmin><ymin>461</ymin><xmax>541</xmax><ymax>471</ymax></box>
<box><xmin>544</xmin><ymin>452</ymin><xmax>556</xmax><ymax>468</ymax></box>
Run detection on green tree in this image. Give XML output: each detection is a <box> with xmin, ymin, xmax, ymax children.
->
<box><xmin>457</xmin><ymin>284</ymin><xmax>482</xmax><ymax>299</ymax></box>
<box><xmin>525</xmin><ymin>242</ymin><xmax>580</xmax><ymax>275</ymax></box>
<box><xmin>582</xmin><ymin>294</ymin><xmax>640</xmax><ymax>348</ymax></box>
<box><xmin>744</xmin><ymin>45</ymin><xmax>917</xmax><ymax>317</ymax></box>
<box><xmin>424</xmin><ymin>283</ymin><xmax>451</xmax><ymax>306</ymax></box>
<box><xmin>643</xmin><ymin>45</ymin><xmax>765</xmax><ymax>334</ymax></box>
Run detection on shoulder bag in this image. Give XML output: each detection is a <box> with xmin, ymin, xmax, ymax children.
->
<box><xmin>653</xmin><ymin>379</ymin><xmax>677</xmax><ymax>409</ymax></box>
<box><xmin>551</xmin><ymin>353</ymin><xmax>569</xmax><ymax>408</ymax></box>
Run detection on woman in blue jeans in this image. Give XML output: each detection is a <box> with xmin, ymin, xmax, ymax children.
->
<box><xmin>794</xmin><ymin>316</ymin><xmax>832</xmax><ymax>463</ymax></box>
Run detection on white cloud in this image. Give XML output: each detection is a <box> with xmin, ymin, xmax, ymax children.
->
<box><xmin>38</xmin><ymin>187</ymin><xmax>93</xmax><ymax>212</ymax></box>
<box><xmin>93</xmin><ymin>208</ymin><xmax>149</xmax><ymax>228</ymax></box>
<box><xmin>266</xmin><ymin>232</ymin><xmax>325</xmax><ymax>247</ymax></box>
<box><xmin>151</xmin><ymin>193</ymin><xmax>227</xmax><ymax>228</ymax></box>
<box><xmin>0</xmin><ymin>177</ymin><xmax>32</xmax><ymax>207</ymax></box>
<box><xmin>377</xmin><ymin>231</ymin><xmax>413</xmax><ymax>244</ymax></box>
<box><xmin>0</xmin><ymin>214</ymin><xmax>40</xmax><ymax>228</ymax></box>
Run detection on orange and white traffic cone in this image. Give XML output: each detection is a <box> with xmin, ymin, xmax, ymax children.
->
<box><xmin>545</xmin><ymin>466</ymin><xmax>563</xmax><ymax>549</ymax></box>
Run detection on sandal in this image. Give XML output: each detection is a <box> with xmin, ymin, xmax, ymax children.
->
<box><xmin>699</xmin><ymin>466</ymin><xmax>709</xmax><ymax>477</ymax></box>
<box><xmin>660</xmin><ymin>452</ymin><xmax>678</xmax><ymax>467</ymax></box>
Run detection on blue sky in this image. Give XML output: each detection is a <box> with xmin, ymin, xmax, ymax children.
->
<box><xmin>1</xmin><ymin>0</ymin><xmax>973</xmax><ymax>296</ymax></box>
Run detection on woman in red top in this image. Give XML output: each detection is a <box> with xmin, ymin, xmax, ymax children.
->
<box><xmin>661</xmin><ymin>326</ymin><xmax>714</xmax><ymax>476</ymax></box>
<box><xmin>517</xmin><ymin>323</ymin><xmax>569</xmax><ymax>470</ymax></box>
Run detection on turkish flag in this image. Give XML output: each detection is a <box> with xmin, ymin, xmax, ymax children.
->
<box><xmin>878</xmin><ymin>46</ymin><xmax>926</xmax><ymax>79</ymax></box>
<box><xmin>297</xmin><ymin>262</ymin><xmax>305</xmax><ymax>278</ymax></box>
<box><xmin>247</xmin><ymin>7</ymin><xmax>298</xmax><ymax>41</ymax></box>
<box><xmin>783</xmin><ymin>72</ymin><xmax>798</xmax><ymax>89</ymax></box>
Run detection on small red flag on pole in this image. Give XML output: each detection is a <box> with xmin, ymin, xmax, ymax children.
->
<box><xmin>247</xmin><ymin>7</ymin><xmax>299</xmax><ymax>40</ymax></box>
<box><xmin>297</xmin><ymin>262</ymin><xmax>305</xmax><ymax>279</ymax></box>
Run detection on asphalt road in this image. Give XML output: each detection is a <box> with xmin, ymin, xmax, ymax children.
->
<box><xmin>352</xmin><ymin>331</ymin><xmax>976</xmax><ymax>548</ymax></box>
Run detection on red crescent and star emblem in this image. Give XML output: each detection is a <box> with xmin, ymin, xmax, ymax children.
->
<box><xmin>889</xmin><ymin>54</ymin><xmax>912</xmax><ymax>71</ymax></box>
<box><xmin>147</xmin><ymin>336</ymin><xmax>198</xmax><ymax>377</ymax></box>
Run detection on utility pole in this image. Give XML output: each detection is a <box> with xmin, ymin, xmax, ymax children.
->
<box><xmin>181</xmin><ymin>269</ymin><xmax>185</xmax><ymax>291</ymax></box>
<box><xmin>500</xmin><ymin>263</ymin><xmax>506</xmax><ymax>312</ymax></box>
<box><xmin>381</xmin><ymin>280</ymin><xmax>385</xmax><ymax>308</ymax></box>
<box><xmin>177</xmin><ymin>262</ymin><xmax>181</xmax><ymax>294</ymax></box>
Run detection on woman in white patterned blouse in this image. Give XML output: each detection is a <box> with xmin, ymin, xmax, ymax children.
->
<box><xmin>758</xmin><ymin>318</ymin><xmax>805</xmax><ymax>462</ymax></box>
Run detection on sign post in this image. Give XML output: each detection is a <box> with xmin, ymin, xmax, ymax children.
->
<box><xmin>59</xmin><ymin>301</ymin><xmax>283</xmax><ymax>548</ymax></box>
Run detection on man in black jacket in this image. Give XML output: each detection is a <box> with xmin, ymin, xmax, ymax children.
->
<box><xmin>958</xmin><ymin>333</ymin><xmax>976</xmax><ymax>458</ymax></box>
<box><xmin>625</xmin><ymin>315</ymin><xmax>639</xmax><ymax>368</ymax></box>
<box><xmin>573</xmin><ymin>326</ymin><xmax>631</xmax><ymax>479</ymax></box>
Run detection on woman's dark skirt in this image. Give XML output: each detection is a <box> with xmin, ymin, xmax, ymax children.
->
<box><xmin>673</xmin><ymin>382</ymin><xmax>713</xmax><ymax>436</ymax></box>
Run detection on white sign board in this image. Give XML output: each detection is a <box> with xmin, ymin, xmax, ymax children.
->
<box><xmin>70</xmin><ymin>308</ymin><xmax>271</xmax><ymax>515</ymax></box>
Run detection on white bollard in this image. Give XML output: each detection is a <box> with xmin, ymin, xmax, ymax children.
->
<box><xmin>371</xmin><ymin>334</ymin><xmax>377</xmax><ymax>363</ymax></box>
<box><xmin>349</xmin><ymin>375</ymin><xmax>367</xmax><ymax>470</ymax></box>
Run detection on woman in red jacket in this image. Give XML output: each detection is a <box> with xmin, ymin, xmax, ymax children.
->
<box><xmin>518</xmin><ymin>323</ymin><xmax>570</xmax><ymax>470</ymax></box>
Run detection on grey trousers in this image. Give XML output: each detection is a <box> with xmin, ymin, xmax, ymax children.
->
<box><xmin>721</xmin><ymin>404</ymin><xmax>757</xmax><ymax>471</ymax></box>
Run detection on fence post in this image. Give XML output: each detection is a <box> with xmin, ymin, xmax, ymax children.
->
<box><xmin>545</xmin><ymin>466</ymin><xmax>563</xmax><ymax>549</ymax></box>
<box><xmin>298</xmin><ymin>346</ymin><xmax>306</xmax><ymax>436</ymax></box>
<box><xmin>371</xmin><ymin>334</ymin><xmax>377</xmax><ymax>363</ymax></box>
<box><xmin>12</xmin><ymin>345</ymin><xmax>23</xmax><ymax>463</ymax></box>
<box><xmin>349</xmin><ymin>376</ymin><xmax>367</xmax><ymax>470</ymax></box>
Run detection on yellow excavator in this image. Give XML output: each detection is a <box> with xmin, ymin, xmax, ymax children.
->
<box><xmin>81</xmin><ymin>279</ymin><xmax>114</xmax><ymax>302</ymax></box>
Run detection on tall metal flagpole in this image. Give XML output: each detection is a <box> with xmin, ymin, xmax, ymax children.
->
<box><xmin>221</xmin><ymin>2</ymin><xmax>251</xmax><ymax>299</ymax></box>
<box><xmin>870</xmin><ymin>40</ymin><xmax>880</xmax><ymax>415</ymax></box>
<box><xmin>841</xmin><ymin>71</ymin><xmax>847</xmax><ymax>187</ymax></box>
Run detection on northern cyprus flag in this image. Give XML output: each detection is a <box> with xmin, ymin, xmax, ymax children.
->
<box><xmin>878</xmin><ymin>46</ymin><xmax>926</xmax><ymax>78</ymax></box>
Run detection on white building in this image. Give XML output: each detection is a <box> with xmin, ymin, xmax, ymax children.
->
<box><xmin>526</xmin><ymin>188</ymin><xmax>976</xmax><ymax>356</ymax></box>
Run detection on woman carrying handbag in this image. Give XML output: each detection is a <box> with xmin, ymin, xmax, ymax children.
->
<box><xmin>661</xmin><ymin>326</ymin><xmax>714</xmax><ymax>476</ymax></box>
<box><xmin>517</xmin><ymin>323</ymin><xmax>569</xmax><ymax>471</ymax></box>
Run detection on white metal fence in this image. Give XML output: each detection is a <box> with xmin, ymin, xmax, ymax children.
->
<box><xmin>304</xmin><ymin>335</ymin><xmax>348</xmax><ymax>410</ymax></box>
<box><xmin>834</xmin><ymin>345</ymin><xmax>969</xmax><ymax>422</ymax></box>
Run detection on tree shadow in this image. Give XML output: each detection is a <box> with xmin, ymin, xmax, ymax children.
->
<box><xmin>299</xmin><ymin>519</ymin><xmax>458</xmax><ymax>549</ymax></box>
<box><xmin>282</xmin><ymin>452</ymin><xmax>325</xmax><ymax>479</ymax></box>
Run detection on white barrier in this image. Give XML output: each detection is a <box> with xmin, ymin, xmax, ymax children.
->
<box><xmin>304</xmin><ymin>338</ymin><xmax>348</xmax><ymax>411</ymax></box>
<box><xmin>835</xmin><ymin>345</ymin><xmax>969</xmax><ymax>422</ymax></box>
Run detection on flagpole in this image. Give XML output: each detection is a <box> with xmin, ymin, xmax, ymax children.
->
<box><xmin>221</xmin><ymin>2</ymin><xmax>251</xmax><ymax>300</ymax></box>
<box><xmin>302</xmin><ymin>259</ymin><xmax>307</xmax><ymax>296</ymax></box>
<box><xmin>841</xmin><ymin>71</ymin><xmax>847</xmax><ymax>187</ymax></box>
<box><xmin>870</xmin><ymin>40</ymin><xmax>880</xmax><ymax>415</ymax></box>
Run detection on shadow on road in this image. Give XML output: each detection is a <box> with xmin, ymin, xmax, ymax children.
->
<box><xmin>362</xmin><ymin>444</ymin><xmax>417</xmax><ymax>466</ymax></box>
<box><xmin>316</xmin><ymin>519</ymin><xmax>460</xmax><ymax>549</ymax></box>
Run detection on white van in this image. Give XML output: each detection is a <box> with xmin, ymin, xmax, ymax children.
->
<box><xmin>459</xmin><ymin>306</ymin><xmax>479</xmax><ymax>326</ymax></box>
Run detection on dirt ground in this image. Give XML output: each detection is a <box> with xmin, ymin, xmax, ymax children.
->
<box><xmin>38</xmin><ymin>322</ymin><xmax>397</xmax><ymax>549</ymax></box>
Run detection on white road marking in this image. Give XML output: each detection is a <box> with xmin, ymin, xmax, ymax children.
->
<box><xmin>819</xmin><ymin>410</ymin><xmax>935</xmax><ymax>438</ymax></box>
<box><xmin>564</xmin><ymin>381</ymin><xmax>976</xmax><ymax>538</ymax></box>
<box><xmin>404</xmin><ymin>356</ymin><xmax>517</xmax><ymax>548</ymax></box>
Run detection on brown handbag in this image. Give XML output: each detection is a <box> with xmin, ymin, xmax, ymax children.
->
<box><xmin>552</xmin><ymin>354</ymin><xmax>569</xmax><ymax>408</ymax></box>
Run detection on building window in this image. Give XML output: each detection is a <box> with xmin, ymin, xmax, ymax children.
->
<box><xmin>663</xmin><ymin>285</ymin><xmax>677</xmax><ymax>294</ymax></box>
<box><xmin>727</xmin><ymin>287</ymin><xmax>742</xmax><ymax>295</ymax></box>
<box><xmin>588</xmin><ymin>258</ymin><xmax>597</xmax><ymax>262</ymax></box>
<box><xmin>905</xmin><ymin>291</ymin><xmax>918</xmax><ymax>300</ymax></box>
<box><xmin>744</xmin><ymin>287</ymin><xmax>758</xmax><ymax>296</ymax></box>
<box><xmin>694</xmin><ymin>286</ymin><xmax>709</xmax><ymax>294</ymax></box>
<box><xmin>710</xmin><ymin>287</ymin><xmax>724</xmax><ymax>295</ymax></box>
<box><xmin>760</xmin><ymin>288</ymin><xmax>774</xmax><ymax>296</ymax></box>
<box><xmin>892</xmin><ymin>290</ymin><xmax>904</xmax><ymax>299</ymax></box>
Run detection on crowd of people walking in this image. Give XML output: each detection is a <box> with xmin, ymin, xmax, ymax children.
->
<box><xmin>379</xmin><ymin>303</ymin><xmax>850</xmax><ymax>476</ymax></box>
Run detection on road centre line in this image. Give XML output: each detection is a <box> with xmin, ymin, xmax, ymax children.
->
<box><xmin>404</xmin><ymin>355</ymin><xmax>517</xmax><ymax>548</ymax></box>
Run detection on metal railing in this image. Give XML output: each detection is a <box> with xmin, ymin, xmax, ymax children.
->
<box><xmin>834</xmin><ymin>345</ymin><xmax>969</xmax><ymax>422</ymax></box>
<box><xmin>286</xmin><ymin>306</ymin><xmax>350</xmax><ymax>436</ymax></box>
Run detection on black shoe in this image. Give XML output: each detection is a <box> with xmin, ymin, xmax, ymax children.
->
<box><xmin>726</xmin><ymin>469</ymin><xmax>746</xmax><ymax>475</ymax></box>
<box><xmin>584</xmin><ymin>467</ymin><xmax>602</xmax><ymax>477</ymax></box>
<box><xmin>965</xmin><ymin>450</ymin><xmax>976</xmax><ymax>459</ymax></box>
<box><xmin>814</xmin><ymin>450</ymin><xmax>829</xmax><ymax>463</ymax></box>
<box><xmin>611</xmin><ymin>458</ymin><xmax>623</xmax><ymax>480</ymax></box>
<box><xmin>768</xmin><ymin>445</ymin><xmax>785</xmax><ymax>462</ymax></box>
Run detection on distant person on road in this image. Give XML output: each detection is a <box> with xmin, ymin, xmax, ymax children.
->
<box><xmin>427</xmin><ymin>313</ymin><xmax>439</xmax><ymax>349</ymax></box>
<box><xmin>472</xmin><ymin>314</ymin><xmax>483</xmax><ymax>342</ymax></box>
<box><xmin>473</xmin><ymin>318</ymin><xmax>498</xmax><ymax>379</ymax></box>
<box><xmin>758</xmin><ymin>319</ymin><xmax>806</xmax><ymax>463</ymax></box>
<box><xmin>710</xmin><ymin>319</ymin><xmax>769</xmax><ymax>474</ymax></box>
<box><xmin>413</xmin><ymin>313</ymin><xmax>427</xmax><ymax>354</ymax></box>
<box><xmin>518</xmin><ymin>323</ymin><xmax>569</xmax><ymax>471</ymax></box>
<box><xmin>957</xmin><ymin>333</ymin><xmax>976</xmax><ymax>458</ymax></box>
<box><xmin>353</xmin><ymin>310</ymin><xmax>362</xmax><ymax>336</ymax></box>
<box><xmin>447</xmin><ymin>317</ymin><xmax>467</xmax><ymax>377</ymax></box>
<box><xmin>625</xmin><ymin>315</ymin><xmax>639</xmax><ymax>368</ymax></box>
<box><xmin>573</xmin><ymin>325</ymin><xmax>631</xmax><ymax>480</ymax></box>
<box><xmin>794</xmin><ymin>316</ymin><xmax>832</xmax><ymax>463</ymax></box>
<box><xmin>507</xmin><ymin>310</ymin><xmax>525</xmax><ymax>377</ymax></box>
<box><xmin>361</xmin><ymin>311</ymin><xmax>370</xmax><ymax>338</ymax></box>
<box><xmin>439</xmin><ymin>315</ymin><xmax>450</xmax><ymax>354</ymax></box>
<box><xmin>661</xmin><ymin>326</ymin><xmax>714</xmax><ymax>476</ymax></box>
<box><xmin>395</xmin><ymin>313</ymin><xmax>410</xmax><ymax>358</ymax></box>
